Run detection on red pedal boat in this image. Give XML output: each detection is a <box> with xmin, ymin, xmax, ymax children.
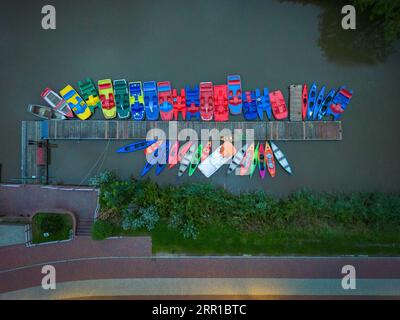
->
<box><xmin>269</xmin><ymin>90</ymin><xmax>288</xmax><ymax>120</ymax></box>
<box><xmin>213</xmin><ymin>85</ymin><xmax>229</xmax><ymax>122</ymax></box>
<box><xmin>172</xmin><ymin>88</ymin><xmax>186</xmax><ymax>120</ymax></box>
<box><xmin>199</xmin><ymin>82</ymin><xmax>214</xmax><ymax>121</ymax></box>
<box><xmin>302</xmin><ymin>84</ymin><xmax>308</xmax><ymax>121</ymax></box>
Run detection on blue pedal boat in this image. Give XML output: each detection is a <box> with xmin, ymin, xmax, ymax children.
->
<box><xmin>129</xmin><ymin>82</ymin><xmax>145</xmax><ymax>121</ymax></box>
<box><xmin>327</xmin><ymin>86</ymin><xmax>353</xmax><ymax>120</ymax></box>
<box><xmin>143</xmin><ymin>81</ymin><xmax>159</xmax><ymax>121</ymax></box>
<box><xmin>242</xmin><ymin>91</ymin><xmax>258</xmax><ymax>121</ymax></box>
<box><xmin>227</xmin><ymin>74</ymin><xmax>243</xmax><ymax>115</ymax></box>
<box><xmin>185</xmin><ymin>85</ymin><xmax>201</xmax><ymax>120</ymax></box>
<box><xmin>255</xmin><ymin>88</ymin><xmax>272</xmax><ymax>120</ymax></box>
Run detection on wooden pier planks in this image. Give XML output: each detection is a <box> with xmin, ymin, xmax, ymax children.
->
<box><xmin>39</xmin><ymin>120</ymin><xmax>342</xmax><ymax>141</ymax></box>
<box><xmin>289</xmin><ymin>85</ymin><xmax>303</xmax><ymax>121</ymax></box>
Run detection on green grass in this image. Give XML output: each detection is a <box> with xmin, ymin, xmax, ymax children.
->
<box><xmin>32</xmin><ymin>213</ymin><xmax>73</xmax><ymax>244</ymax></box>
<box><xmin>96</xmin><ymin>221</ymin><xmax>400</xmax><ymax>256</ymax></box>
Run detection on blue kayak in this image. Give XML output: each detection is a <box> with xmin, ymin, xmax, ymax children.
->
<box><xmin>116</xmin><ymin>140</ymin><xmax>157</xmax><ymax>153</ymax></box>
<box><xmin>306</xmin><ymin>82</ymin><xmax>317</xmax><ymax>120</ymax></box>
<box><xmin>317</xmin><ymin>89</ymin><xmax>335</xmax><ymax>120</ymax></box>
<box><xmin>312</xmin><ymin>86</ymin><xmax>326</xmax><ymax>120</ymax></box>
<box><xmin>155</xmin><ymin>141</ymin><xmax>169</xmax><ymax>176</ymax></box>
<box><xmin>140</xmin><ymin>149</ymin><xmax>159</xmax><ymax>177</ymax></box>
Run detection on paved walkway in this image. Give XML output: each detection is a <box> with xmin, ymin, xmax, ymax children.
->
<box><xmin>0</xmin><ymin>225</ymin><xmax>25</xmax><ymax>247</ymax></box>
<box><xmin>0</xmin><ymin>184</ymin><xmax>99</xmax><ymax>220</ymax></box>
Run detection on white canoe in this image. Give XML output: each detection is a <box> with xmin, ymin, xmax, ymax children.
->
<box><xmin>270</xmin><ymin>141</ymin><xmax>292</xmax><ymax>175</ymax></box>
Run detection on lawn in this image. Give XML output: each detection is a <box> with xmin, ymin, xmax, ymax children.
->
<box><xmin>93</xmin><ymin>220</ymin><xmax>400</xmax><ymax>256</ymax></box>
<box><xmin>32</xmin><ymin>213</ymin><xmax>73</xmax><ymax>244</ymax></box>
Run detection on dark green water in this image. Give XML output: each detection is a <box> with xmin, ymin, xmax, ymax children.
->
<box><xmin>1</xmin><ymin>0</ymin><xmax>399</xmax><ymax>195</ymax></box>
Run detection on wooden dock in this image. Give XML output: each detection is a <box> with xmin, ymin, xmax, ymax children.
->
<box><xmin>38</xmin><ymin>120</ymin><xmax>342</xmax><ymax>141</ymax></box>
<box><xmin>21</xmin><ymin>120</ymin><xmax>342</xmax><ymax>183</ymax></box>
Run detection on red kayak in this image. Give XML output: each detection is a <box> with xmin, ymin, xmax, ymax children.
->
<box><xmin>269</xmin><ymin>90</ymin><xmax>288</xmax><ymax>120</ymax></box>
<box><xmin>258</xmin><ymin>143</ymin><xmax>266</xmax><ymax>179</ymax></box>
<box><xmin>199</xmin><ymin>82</ymin><xmax>214</xmax><ymax>121</ymax></box>
<box><xmin>302</xmin><ymin>84</ymin><xmax>308</xmax><ymax>121</ymax></box>
<box><xmin>168</xmin><ymin>140</ymin><xmax>179</xmax><ymax>168</ymax></box>
<box><xmin>172</xmin><ymin>88</ymin><xmax>186</xmax><ymax>120</ymax></box>
<box><xmin>144</xmin><ymin>140</ymin><xmax>163</xmax><ymax>155</ymax></box>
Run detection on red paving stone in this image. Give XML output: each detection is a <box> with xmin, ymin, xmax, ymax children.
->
<box><xmin>0</xmin><ymin>184</ymin><xmax>98</xmax><ymax>220</ymax></box>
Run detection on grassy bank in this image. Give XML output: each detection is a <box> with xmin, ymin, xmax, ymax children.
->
<box><xmin>32</xmin><ymin>213</ymin><xmax>73</xmax><ymax>244</ymax></box>
<box><xmin>90</xmin><ymin>172</ymin><xmax>400</xmax><ymax>255</ymax></box>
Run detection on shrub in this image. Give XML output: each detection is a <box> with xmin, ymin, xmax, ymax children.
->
<box><xmin>38</xmin><ymin>214</ymin><xmax>64</xmax><ymax>234</ymax></box>
<box><xmin>91</xmin><ymin>220</ymin><xmax>117</xmax><ymax>240</ymax></box>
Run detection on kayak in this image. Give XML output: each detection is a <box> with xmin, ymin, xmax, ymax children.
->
<box><xmin>198</xmin><ymin>141</ymin><xmax>236</xmax><ymax>178</ymax></box>
<box><xmin>156</xmin><ymin>141</ymin><xmax>169</xmax><ymax>176</ymax></box>
<box><xmin>269</xmin><ymin>90</ymin><xmax>288</xmax><ymax>120</ymax></box>
<box><xmin>201</xmin><ymin>141</ymin><xmax>212</xmax><ymax>162</ymax></box>
<box><xmin>306</xmin><ymin>82</ymin><xmax>317</xmax><ymax>119</ymax></box>
<box><xmin>168</xmin><ymin>140</ymin><xmax>179</xmax><ymax>168</ymax></box>
<box><xmin>249</xmin><ymin>143</ymin><xmax>259</xmax><ymax>178</ymax></box>
<box><xmin>302</xmin><ymin>84</ymin><xmax>308</xmax><ymax>121</ymax></box>
<box><xmin>258</xmin><ymin>143</ymin><xmax>266</xmax><ymax>179</ymax></box>
<box><xmin>116</xmin><ymin>140</ymin><xmax>157</xmax><ymax>153</ymax></box>
<box><xmin>227</xmin><ymin>143</ymin><xmax>248</xmax><ymax>175</ymax></box>
<box><xmin>188</xmin><ymin>144</ymin><xmax>203</xmax><ymax>176</ymax></box>
<box><xmin>144</xmin><ymin>140</ymin><xmax>163</xmax><ymax>155</ymax></box>
<box><xmin>177</xmin><ymin>141</ymin><xmax>194</xmax><ymax>163</ymax></box>
<box><xmin>270</xmin><ymin>141</ymin><xmax>292</xmax><ymax>175</ymax></box>
<box><xmin>178</xmin><ymin>143</ymin><xmax>197</xmax><ymax>177</ymax></box>
<box><xmin>239</xmin><ymin>143</ymin><xmax>255</xmax><ymax>176</ymax></box>
<box><xmin>265</xmin><ymin>141</ymin><xmax>276</xmax><ymax>178</ymax></box>
<box><xmin>312</xmin><ymin>86</ymin><xmax>326</xmax><ymax>120</ymax></box>
<box><xmin>317</xmin><ymin>88</ymin><xmax>335</xmax><ymax>120</ymax></box>
<box><xmin>140</xmin><ymin>149</ymin><xmax>159</xmax><ymax>177</ymax></box>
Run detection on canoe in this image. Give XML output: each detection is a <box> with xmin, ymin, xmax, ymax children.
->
<box><xmin>168</xmin><ymin>140</ymin><xmax>179</xmax><ymax>168</ymax></box>
<box><xmin>140</xmin><ymin>149</ymin><xmax>159</xmax><ymax>177</ymax></box>
<box><xmin>269</xmin><ymin>90</ymin><xmax>288</xmax><ymax>120</ymax></box>
<box><xmin>27</xmin><ymin>104</ymin><xmax>66</xmax><ymax>120</ymax></box>
<box><xmin>265</xmin><ymin>141</ymin><xmax>276</xmax><ymax>178</ymax></box>
<box><xmin>306</xmin><ymin>82</ymin><xmax>317</xmax><ymax>119</ymax></box>
<box><xmin>312</xmin><ymin>86</ymin><xmax>326</xmax><ymax>120</ymax></box>
<box><xmin>239</xmin><ymin>143</ymin><xmax>255</xmax><ymax>176</ymax></box>
<box><xmin>198</xmin><ymin>141</ymin><xmax>236</xmax><ymax>178</ymax></box>
<box><xmin>41</xmin><ymin>87</ymin><xmax>74</xmax><ymax>118</ymax></box>
<box><xmin>227</xmin><ymin>143</ymin><xmax>248</xmax><ymax>175</ymax></box>
<box><xmin>302</xmin><ymin>84</ymin><xmax>308</xmax><ymax>121</ymax></box>
<box><xmin>270</xmin><ymin>141</ymin><xmax>292</xmax><ymax>175</ymax></box>
<box><xmin>258</xmin><ymin>143</ymin><xmax>266</xmax><ymax>179</ymax></box>
<box><xmin>116</xmin><ymin>140</ymin><xmax>157</xmax><ymax>153</ymax></box>
<box><xmin>201</xmin><ymin>141</ymin><xmax>212</xmax><ymax>162</ymax></box>
<box><xmin>188</xmin><ymin>144</ymin><xmax>203</xmax><ymax>176</ymax></box>
<box><xmin>144</xmin><ymin>140</ymin><xmax>163</xmax><ymax>155</ymax></box>
<box><xmin>249</xmin><ymin>143</ymin><xmax>259</xmax><ymax>178</ymax></box>
<box><xmin>178</xmin><ymin>143</ymin><xmax>197</xmax><ymax>177</ymax></box>
<box><xmin>316</xmin><ymin>89</ymin><xmax>335</xmax><ymax>120</ymax></box>
<box><xmin>177</xmin><ymin>141</ymin><xmax>194</xmax><ymax>164</ymax></box>
<box><xmin>156</xmin><ymin>141</ymin><xmax>169</xmax><ymax>176</ymax></box>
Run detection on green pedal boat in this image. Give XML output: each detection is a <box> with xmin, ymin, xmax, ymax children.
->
<box><xmin>77</xmin><ymin>78</ymin><xmax>101</xmax><ymax>113</ymax></box>
<box><xmin>188</xmin><ymin>144</ymin><xmax>203</xmax><ymax>176</ymax></box>
<box><xmin>114</xmin><ymin>79</ymin><xmax>131</xmax><ymax>119</ymax></box>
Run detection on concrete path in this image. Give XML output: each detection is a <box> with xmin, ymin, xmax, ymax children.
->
<box><xmin>0</xmin><ymin>225</ymin><xmax>25</xmax><ymax>247</ymax></box>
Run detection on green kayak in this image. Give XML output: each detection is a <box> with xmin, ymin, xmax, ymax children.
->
<box><xmin>188</xmin><ymin>144</ymin><xmax>203</xmax><ymax>176</ymax></box>
<box><xmin>249</xmin><ymin>143</ymin><xmax>259</xmax><ymax>178</ymax></box>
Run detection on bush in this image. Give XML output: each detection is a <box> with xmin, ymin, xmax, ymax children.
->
<box><xmin>39</xmin><ymin>214</ymin><xmax>64</xmax><ymax>234</ymax></box>
<box><xmin>91</xmin><ymin>220</ymin><xmax>118</xmax><ymax>240</ymax></box>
